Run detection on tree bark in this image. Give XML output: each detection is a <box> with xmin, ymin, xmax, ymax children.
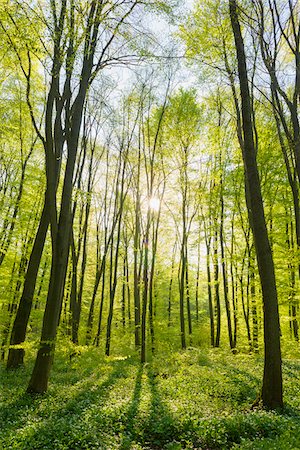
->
<box><xmin>229</xmin><ymin>0</ymin><xmax>283</xmax><ymax>408</ymax></box>
<box><xmin>7</xmin><ymin>202</ymin><xmax>49</xmax><ymax>368</ymax></box>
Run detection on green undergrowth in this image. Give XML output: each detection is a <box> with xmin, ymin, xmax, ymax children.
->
<box><xmin>0</xmin><ymin>346</ymin><xmax>299</xmax><ymax>449</ymax></box>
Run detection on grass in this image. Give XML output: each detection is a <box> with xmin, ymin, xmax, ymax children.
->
<box><xmin>0</xmin><ymin>344</ymin><xmax>300</xmax><ymax>449</ymax></box>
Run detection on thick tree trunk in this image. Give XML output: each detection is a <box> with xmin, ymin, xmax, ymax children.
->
<box><xmin>7</xmin><ymin>202</ymin><xmax>49</xmax><ymax>368</ymax></box>
<box><xmin>229</xmin><ymin>0</ymin><xmax>283</xmax><ymax>408</ymax></box>
<box><xmin>2</xmin><ymin>245</ymin><xmax>30</xmax><ymax>361</ymax></box>
<box><xmin>27</xmin><ymin>148</ymin><xmax>76</xmax><ymax>393</ymax></box>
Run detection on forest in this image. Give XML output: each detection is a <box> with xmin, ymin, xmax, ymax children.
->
<box><xmin>0</xmin><ymin>0</ymin><xmax>300</xmax><ymax>449</ymax></box>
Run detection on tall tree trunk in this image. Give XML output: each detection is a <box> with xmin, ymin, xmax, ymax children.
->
<box><xmin>35</xmin><ymin>255</ymin><xmax>49</xmax><ymax>311</ymax></box>
<box><xmin>70</xmin><ymin>229</ymin><xmax>79</xmax><ymax>344</ymax></box>
<box><xmin>179</xmin><ymin>235</ymin><xmax>187</xmax><ymax>350</ymax></box>
<box><xmin>168</xmin><ymin>241</ymin><xmax>177</xmax><ymax>327</ymax></box>
<box><xmin>2</xmin><ymin>233</ymin><xmax>33</xmax><ymax>360</ymax></box>
<box><xmin>230</xmin><ymin>214</ymin><xmax>238</xmax><ymax>348</ymax></box>
<box><xmin>213</xmin><ymin>227</ymin><xmax>221</xmax><ymax>347</ymax></box>
<box><xmin>229</xmin><ymin>0</ymin><xmax>283</xmax><ymax>408</ymax></box>
<box><xmin>27</xmin><ymin>54</ymin><xmax>91</xmax><ymax>393</ymax></box>
<box><xmin>185</xmin><ymin>260</ymin><xmax>192</xmax><ymax>343</ymax></box>
<box><xmin>206</xmin><ymin>239</ymin><xmax>215</xmax><ymax>347</ymax></box>
<box><xmin>220</xmin><ymin>180</ymin><xmax>234</xmax><ymax>350</ymax></box>
<box><xmin>121</xmin><ymin>254</ymin><xmax>127</xmax><ymax>329</ymax></box>
<box><xmin>105</xmin><ymin>154</ymin><xmax>127</xmax><ymax>356</ymax></box>
<box><xmin>141</xmin><ymin>211</ymin><xmax>150</xmax><ymax>363</ymax></box>
<box><xmin>148</xmin><ymin>224</ymin><xmax>156</xmax><ymax>354</ymax></box>
<box><xmin>125</xmin><ymin>250</ymin><xmax>131</xmax><ymax>324</ymax></box>
<box><xmin>27</xmin><ymin>141</ymin><xmax>77</xmax><ymax>393</ymax></box>
<box><xmin>133</xmin><ymin>156</ymin><xmax>141</xmax><ymax>348</ymax></box>
<box><xmin>286</xmin><ymin>212</ymin><xmax>299</xmax><ymax>341</ymax></box>
<box><xmin>195</xmin><ymin>240</ymin><xmax>201</xmax><ymax>323</ymax></box>
<box><xmin>7</xmin><ymin>202</ymin><xmax>49</xmax><ymax>368</ymax></box>
<box><xmin>94</xmin><ymin>258</ymin><xmax>106</xmax><ymax>347</ymax></box>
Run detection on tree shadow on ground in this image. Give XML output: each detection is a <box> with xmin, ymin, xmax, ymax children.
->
<box><xmin>143</xmin><ymin>365</ymin><xmax>180</xmax><ymax>449</ymax></box>
<box><xmin>0</xmin><ymin>356</ymin><xmax>133</xmax><ymax>448</ymax></box>
<box><xmin>217</xmin><ymin>363</ymin><xmax>260</xmax><ymax>405</ymax></box>
<box><xmin>119</xmin><ymin>365</ymin><xmax>143</xmax><ymax>449</ymax></box>
<box><xmin>282</xmin><ymin>358</ymin><xmax>300</xmax><ymax>377</ymax></box>
<box><xmin>119</xmin><ymin>363</ymin><xmax>181</xmax><ymax>450</ymax></box>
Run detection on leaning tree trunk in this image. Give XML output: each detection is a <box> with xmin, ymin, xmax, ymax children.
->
<box><xmin>6</xmin><ymin>202</ymin><xmax>49</xmax><ymax>368</ymax></box>
<box><xmin>27</xmin><ymin>62</ymin><xmax>91</xmax><ymax>393</ymax></box>
<box><xmin>229</xmin><ymin>0</ymin><xmax>283</xmax><ymax>409</ymax></box>
<box><xmin>27</xmin><ymin>127</ymin><xmax>79</xmax><ymax>393</ymax></box>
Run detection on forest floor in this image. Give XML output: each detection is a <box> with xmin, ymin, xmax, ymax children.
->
<box><xmin>1</xmin><ymin>343</ymin><xmax>300</xmax><ymax>450</ymax></box>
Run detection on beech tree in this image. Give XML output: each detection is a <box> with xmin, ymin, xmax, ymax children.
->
<box><xmin>229</xmin><ymin>0</ymin><xmax>283</xmax><ymax>409</ymax></box>
<box><xmin>22</xmin><ymin>0</ymin><xmax>146</xmax><ymax>394</ymax></box>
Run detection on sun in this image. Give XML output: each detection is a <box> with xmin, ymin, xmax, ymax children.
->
<box><xmin>148</xmin><ymin>197</ymin><xmax>160</xmax><ymax>212</ymax></box>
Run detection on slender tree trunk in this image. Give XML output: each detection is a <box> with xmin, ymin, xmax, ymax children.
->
<box><xmin>195</xmin><ymin>240</ymin><xmax>201</xmax><ymax>323</ymax></box>
<box><xmin>241</xmin><ymin>273</ymin><xmax>252</xmax><ymax>352</ymax></box>
<box><xmin>249</xmin><ymin>248</ymin><xmax>259</xmax><ymax>353</ymax></box>
<box><xmin>35</xmin><ymin>255</ymin><xmax>49</xmax><ymax>310</ymax></box>
<box><xmin>213</xmin><ymin>227</ymin><xmax>221</xmax><ymax>347</ymax></box>
<box><xmin>122</xmin><ymin>254</ymin><xmax>127</xmax><ymax>329</ymax></box>
<box><xmin>133</xmin><ymin>150</ymin><xmax>141</xmax><ymax>348</ymax></box>
<box><xmin>185</xmin><ymin>260</ymin><xmax>192</xmax><ymax>343</ymax></box>
<box><xmin>70</xmin><ymin>230</ymin><xmax>79</xmax><ymax>344</ymax></box>
<box><xmin>94</xmin><ymin>259</ymin><xmax>106</xmax><ymax>347</ymax></box>
<box><xmin>2</xmin><ymin>236</ymin><xmax>32</xmax><ymax>360</ymax></box>
<box><xmin>148</xmin><ymin>224</ymin><xmax>156</xmax><ymax>354</ymax></box>
<box><xmin>168</xmin><ymin>241</ymin><xmax>177</xmax><ymax>327</ymax></box>
<box><xmin>105</xmin><ymin>154</ymin><xmax>127</xmax><ymax>356</ymax></box>
<box><xmin>286</xmin><ymin>213</ymin><xmax>299</xmax><ymax>341</ymax></box>
<box><xmin>0</xmin><ymin>147</ymin><xmax>34</xmax><ymax>266</ymax></box>
<box><xmin>141</xmin><ymin>213</ymin><xmax>150</xmax><ymax>363</ymax></box>
<box><xmin>220</xmin><ymin>180</ymin><xmax>234</xmax><ymax>350</ymax></box>
<box><xmin>206</xmin><ymin>239</ymin><xmax>215</xmax><ymax>347</ymax></box>
<box><xmin>179</xmin><ymin>235</ymin><xmax>187</xmax><ymax>350</ymax></box>
<box><xmin>125</xmin><ymin>250</ymin><xmax>131</xmax><ymax>325</ymax></box>
<box><xmin>230</xmin><ymin>215</ymin><xmax>238</xmax><ymax>348</ymax></box>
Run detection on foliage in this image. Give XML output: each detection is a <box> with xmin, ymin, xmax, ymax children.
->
<box><xmin>1</xmin><ymin>346</ymin><xmax>299</xmax><ymax>449</ymax></box>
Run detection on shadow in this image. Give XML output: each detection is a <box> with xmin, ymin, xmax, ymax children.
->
<box><xmin>0</xmin><ymin>363</ymin><xmax>43</xmax><ymax>433</ymax></box>
<box><xmin>0</xmin><ymin>356</ymin><xmax>133</xmax><ymax>449</ymax></box>
<box><xmin>143</xmin><ymin>365</ymin><xmax>179</xmax><ymax>448</ymax></box>
<box><xmin>119</xmin><ymin>365</ymin><xmax>143</xmax><ymax>449</ymax></box>
<box><xmin>119</xmin><ymin>364</ymin><xmax>180</xmax><ymax>449</ymax></box>
<box><xmin>216</xmin><ymin>363</ymin><xmax>260</xmax><ymax>406</ymax></box>
<box><xmin>282</xmin><ymin>358</ymin><xmax>300</xmax><ymax>378</ymax></box>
